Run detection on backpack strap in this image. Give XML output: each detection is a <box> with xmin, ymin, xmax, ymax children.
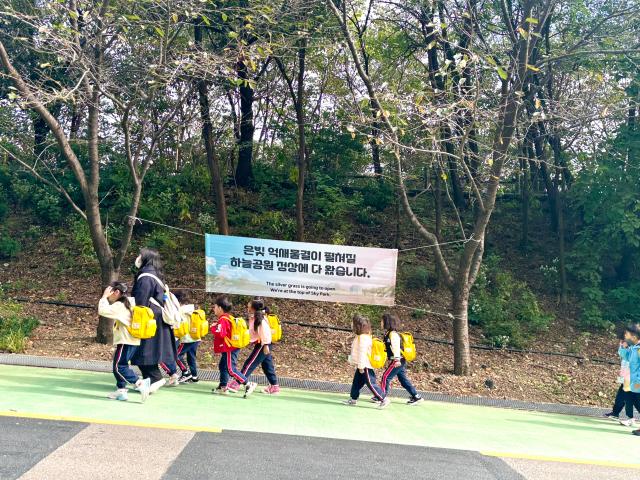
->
<box><xmin>137</xmin><ymin>272</ymin><xmax>166</xmax><ymax>290</ymax></box>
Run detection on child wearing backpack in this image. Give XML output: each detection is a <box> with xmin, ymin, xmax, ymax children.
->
<box><xmin>211</xmin><ymin>295</ymin><xmax>257</xmax><ymax>397</ymax></box>
<box><xmin>379</xmin><ymin>313</ymin><xmax>423</xmax><ymax>406</ymax></box>
<box><xmin>173</xmin><ymin>290</ymin><xmax>201</xmax><ymax>384</ymax></box>
<box><xmin>98</xmin><ymin>282</ymin><xmax>150</xmax><ymax>402</ymax></box>
<box><xmin>603</xmin><ymin>335</ymin><xmax>636</xmax><ymax>424</ymax></box>
<box><xmin>232</xmin><ymin>297</ymin><xmax>279</xmax><ymax>395</ymax></box>
<box><xmin>618</xmin><ymin>323</ymin><xmax>640</xmax><ymax>437</ymax></box>
<box><xmin>343</xmin><ymin>314</ymin><xmax>390</xmax><ymax>409</ymax></box>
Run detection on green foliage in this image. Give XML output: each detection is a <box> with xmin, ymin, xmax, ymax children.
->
<box><xmin>0</xmin><ymin>229</ymin><xmax>20</xmax><ymax>258</ymax></box>
<box><xmin>470</xmin><ymin>255</ymin><xmax>553</xmax><ymax>348</ymax></box>
<box><xmin>249</xmin><ymin>210</ymin><xmax>296</xmax><ymax>240</ymax></box>
<box><xmin>11</xmin><ymin>178</ymin><xmax>65</xmax><ymax>224</ymax></box>
<box><xmin>361</xmin><ymin>180</ymin><xmax>395</xmax><ymax>211</ymax></box>
<box><xmin>0</xmin><ymin>300</ymin><xmax>39</xmax><ymax>353</ymax></box>
<box><xmin>400</xmin><ymin>265</ymin><xmax>433</xmax><ymax>290</ymax></box>
<box><xmin>0</xmin><ymin>186</ymin><xmax>8</xmax><ymax>221</ymax></box>
<box><xmin>70</xmin><ymin>217</ymin><xmax>95</xmax><ymax>260</ymax></box>
<box><xmin>146</xmin><ymin>229</ymin><xmax>179</xmax><ymax>254</ymax></box>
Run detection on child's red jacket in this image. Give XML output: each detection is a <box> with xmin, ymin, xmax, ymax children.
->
<box><xmin>211</xmin><ymin>313</ymin><xmax>236</xmax><ymax>353</ymax></box>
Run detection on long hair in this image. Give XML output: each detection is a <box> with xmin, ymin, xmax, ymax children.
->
<box><xmin>251</xmin><ymin>297</ymin><xmax>266</xmax><ymax>331</ymax></box>
<box><xmin>382</xmin><ymin>313</ymin><xmax>401</xmax><ymax>332</ymax></box>
<box><xmin>352</xmin><ymin>314</ymin><xmax>371</xmax><ymax>335</ymax></box>
<box><xmin>110</xmin><ymin>281</ymin><xmax>131</xmax><ymax>310</ymax></box>
<box><xmin>137</xmin><ymin>248</ymin><xmax>164</xmax><ymax>281</ymax></box>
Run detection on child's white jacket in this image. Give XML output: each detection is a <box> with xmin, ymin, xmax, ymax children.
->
<box><xmin>98</xmin><ymin>298</ymin><xmax>139</xmax><ymax>346</ymax></box>
<box><xmin>350</xmin><ymin>334</ymin><xmax>373</xmax><ymax>370</ymax></box>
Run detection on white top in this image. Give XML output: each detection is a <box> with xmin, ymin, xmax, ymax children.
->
<box><xmin>389</xmin><ymin>331</ymin><xmax>401</xmax><ymax>359</ymax></box>
<box><xmin>178</xmin><ymin>304</ymin><xmax>198</xmax><ymax>343</ymax></box>
<box><xmin>98</xmin><ymin>297</ymin><xmax>139</xmax><ymax>346</ymax></box>
<box><xmin>350</xmin><ymin>334</ymin><xmax>373</xmax><ymax>370</ymax></box>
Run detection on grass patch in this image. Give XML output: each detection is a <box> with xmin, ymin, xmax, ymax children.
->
<box><xmin>0</xmin><ymin>300</ymin><xmax>39</xmax><ymax>353</ymax></box>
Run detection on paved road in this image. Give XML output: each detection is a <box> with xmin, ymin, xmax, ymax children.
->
<box><xmin>2</xmin><ymin>417</ymin><xmax>638</xmax><ymax>480</ymax></box>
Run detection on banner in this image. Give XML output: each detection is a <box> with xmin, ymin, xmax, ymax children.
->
<box><xmin>205</xmin><ymin>234</ymin><xmax>398</xmax><ymax>306</ymax></box>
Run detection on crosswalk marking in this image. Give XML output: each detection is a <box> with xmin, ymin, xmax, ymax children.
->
<box><xmin>19</xmin><ymin>424</ymin><xmax>195</xmax><ymax>480</ymax></box>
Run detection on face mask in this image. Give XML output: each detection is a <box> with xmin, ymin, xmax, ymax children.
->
<box><xmin>134</xmin><ymin>255</ymin><xmax>143</xmax><ymax>269</ymax></box>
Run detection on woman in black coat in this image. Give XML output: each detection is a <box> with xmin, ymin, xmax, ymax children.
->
<box><xmin>131</xmin><ymin>248</ymin><xmax>178</xmax><ymax>388</ymax></box>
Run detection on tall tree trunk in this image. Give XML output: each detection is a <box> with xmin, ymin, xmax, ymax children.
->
<box><xmin>294</xmin><ymin>43</ymin><xmax>307</xmax><ymax>241</ymax></box>
<box><xmin>235</xmin><ymin>57</ymin><xmax>254</xmax><ymax>188</ymax></box>
<box><xmin>520</xmin><ymin>143</ymin><xmax>531</xmax><ymax>250</ymax></box>
<box><xmin>452</xmin><ymin>287</ymin><xmax>471</xmax><ymax>375</ymax></box>
<box><xmin>195</xmin><ymin>23</ymin><xmax>229</xmax><ymax>235</ymax></box>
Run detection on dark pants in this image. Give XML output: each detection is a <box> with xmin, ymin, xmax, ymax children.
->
<box><xmin>112</xmin><ymin>344</ymin><xmax>140</xmax><ymax>389</ymax></box>
<box><xmin>219</xmin><ymin>350</ymin><xmax>246</xmax><ymax>387</ymax></box>
<box><xmin>138</xmin><ymin>364</ymin><xmax>163</xmax><ymax>384</ymax></box>
<box><xmin>241</xmin><ymin>343</ymin><xmax>278</xmax><ymax>385</ymax></box>
<box><xmin>612</xmin><ymin>385</ymin><xmax>633</xmax><ymax>418</ymax></box>
<box><xmin>350</xmin><ymin>368</ymin><xmax>385</xmax><ymax>401</ymax></box>
<box><xmin>628</xmin><ymin>392</ymin><xmax>640</xmax><ymax>416</ymax></box>
<box><xmin>380</xmin><ymin>359</ymin><xmax>419</xmax><ymax>398</ymax></box>
<box><xmin>177</xmin><ymin>341</ymin><xmax>200</xmax><ymax>377</ymax></box>
<box><xmin>160</xmin><ymin>339</ymin><xmax>180</xmax><ymax>376</ymax></box>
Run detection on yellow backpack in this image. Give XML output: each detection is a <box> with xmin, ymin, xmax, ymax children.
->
<box><xmin>399</xmin><ymin>332</ymin><xmax>417</xmax><ymax>362</ymax></box>
<box><xmin>368</xmin><ymin>338</ymin><xmax>388</xmax><ymax>369</ymax></box>
<box><xmin>174</xmin><ymin>316</ymin><xmax>190</xmax><ymax>339</ymax></box>
<box><xmin>189</xmin><ymin>310</ymin><xmax>209</xmax><ymax>340</ymax></box>
<box><xmin>226</xmin><ymin>315</ymin><xmax>250</xmax><ymax>349</ymax></box>
<box><xmin>128</xmin><ymin>306</ymin><xmax>157</xmax><ymax>339</ymax></box>
<box><xmin>267</xmin><ymin>314</ymin><xmax>282</xmax><ymax>343</ymax></box>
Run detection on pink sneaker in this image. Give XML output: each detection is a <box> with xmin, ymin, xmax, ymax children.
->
<box><xmin>262</xmin><ymin>385</ymin><xmax>280</xmax><ymax>395</ymax></box>
<box><xmin>227</xmin><ymin>380</ymin><xmax>240</xmax><ymax>393</ymax></box>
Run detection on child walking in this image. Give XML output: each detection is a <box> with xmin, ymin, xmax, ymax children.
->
<box><xmin>343</xmin><ymin>315</ymin><xmax>390</xmax><ymax>409</ymax></box>
<box><xmin>604</xmin><ymin>337</ymin><xmax>635</xmax><ymax>425</ymax></box>
<box><xmin>379</xmin><ymin>313</ymin><xmax>424</xmax><ymax>406</ymax></box>
<box><xmin>619</xmin><ymin>323</ymin><xmax>640</xmax><ymax>437</ymax></box>
<box><xmin>210</xmin><ymin>296</ymin><xmax>257</xmax><ymax>397</ymax></box>
<box><xmin>174</xmin><ymin>290</ymin><xmax>201</xmax><ymax>384</ymax></box>
<box><xmin>98</xmin><ymin>282</ymin><xmax>150</xmax><ymax>402</ymax></box>
<box><xmin>232</xmin><ymin>297</ymin><xmax>279</xmax><ymax>395</ymax></box>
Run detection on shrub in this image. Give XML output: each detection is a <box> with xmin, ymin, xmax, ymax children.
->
<box><xmin>401</xmin><ymin>265</ymin><xmax>433</xmax><ymax>290</ymax></box>
<box><xmin>0</xmin><ymin>301</ymin><xmax>39</xmax><ymax>353</ymax></box>
<box><xmin>469</xmin><ymin>256</ymin><xmax>553</xmax><ymax>348</ymax></box>
<box><xmin>0</xmin><ymin>230</ymin><xmax>20</xmax><ymax>259</ymax></box>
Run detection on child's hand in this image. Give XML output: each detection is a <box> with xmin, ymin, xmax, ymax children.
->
<box><xmin>393</xmin><ymin>359</ymin><xmax>402</xmax><ymax>368</ymax></box>
<box><xmin>358</xmin><ymin>368</ymin><xmax>364</xmax><ymax>374</ymax></box>
<box><xmin>102</xmin><ymin>286</ymin><xmax>113</xmax><ymax>299</ymax></box>
<box><xmin>263</xmin><ymin>345</ymin><xmax>270</xmax><ymax>355</ymax></box>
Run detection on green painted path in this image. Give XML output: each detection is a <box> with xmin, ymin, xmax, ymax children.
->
<box><xmin>1</xmin><ymin>365</ymin><xmax>639</xmax><ymax>467</ymax></box>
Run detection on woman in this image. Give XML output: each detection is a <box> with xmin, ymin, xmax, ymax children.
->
<box><xmin>130</xmin><ymin>248</ymin><xmax>178</xmax><ymax>393</ymax></box>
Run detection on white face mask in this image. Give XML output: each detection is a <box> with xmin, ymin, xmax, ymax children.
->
<box><xmin>134</xmin><ymin>255</ymin><xmax>143</xmax><ymax>269</ymax></box>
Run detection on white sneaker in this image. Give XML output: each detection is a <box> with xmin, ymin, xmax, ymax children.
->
<box><xmin>244</xmin><ymin>382</ymin><xmax>258</xmax><ymax>398</ymax></box>
<box><xmin>620</xmin><ymin>418</ymin><xmax>637</xmax><ymax>427</ymax></box>
<box><xmin>135</xmin><ymin>378</ymin><xmax>151</xmax><ymax>403</ymax></box>
<box><xmin>107</xmin><ymin>388</ymin><xmax>128</xmax><ymax>401</ymax></box>
<box><xmin>378</xmin><ymin>397</ymin><xmax>391</xmax><ymax>409</ymax></box>
<box><xmin>342</xmin><ymin>399</ymin><xmax>357</xmax><ymax>406</ymax></box>
<box><xmin>149</xmin><ymin>379</ymin><xmax>166</xmax><ymax>394</ymax></box>
<box><xmin>166</xmin><ymin>373</ymin><xmax>180</xmax><ymax>387</ymax></box>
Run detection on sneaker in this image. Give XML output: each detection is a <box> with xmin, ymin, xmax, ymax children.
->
<box><xmin>135</xmin><ymin>378</ymin><xmax>151</xmax><ymax>403</ymax></box>
<box><xmin>262</xmin><ymin>385</ymin><xmax>280</xmax><ymax>395</ymax></box>
<box><xmin>378</xmin><ymin>397</ymin><xmax>391</xmax><ymax>409</ymax></box>
<box><xmin>178</xmin><ymin>374</ymin><xmax>193</xmax><ymax>384</ymax></box>
<box><xmin>227</xmin><ymin>380</ymin><xmax>240</xmax><ymax>393</ymax></box>
<box><xmin>191</xmin><ymin>376</ymin><xmax>199</xmax><ymax>383</ymax></box>
<box><xmin>633</xmin><ymin>429</ymin><xmax>640</xmax><ymax>436</ymax></box>
<box><xmin>407</xmin><ymin>396</ymin><xmax>424</xmax><ymax>406</ymax></box>
<box><xmin>212</xmin><ymin>386</ymin><xmax>228</xmax><ymax>395</ymax></box>
<box><xmin>244</xmin><ymin>382</ymin><xmax>258</xmax><ymax>398</ymax></box>
<box><xmin>603</xmin><ymin>412</ymin><xmax>619</xmax><ymax>421</ymax></box>
<box><xmin>107</xmin><ymin>388</ymin><xmax>128</xmax><ymax>401</ymax></box>
<box><xmin>620</xmin><ymin>418</ymin><xmax>637</xmax><ymax>427</ymax></box>
<box><xmin>370</xmin><ymin>396</ymin><xmax>382</xmax><ymax>403</ymax></box>
<box><xmin>149</xmin><ymin>379</ymin><xmax>166</xmax><ymax>394</ymax></box>
<box><xmin>166</xmin><ymin>373</ymin><xmax>180</xmax><ymax>387</ymax></box>
<box><xmin>342</xmin><ymin>398</ymin><xmax>357</xmax><ymax>406</ymax></box>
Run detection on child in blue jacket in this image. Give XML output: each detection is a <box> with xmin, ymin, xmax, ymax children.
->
<box><xmin>620</xmin><ymin>324</ymin><xmax>640</xmax><ymax>436</ymax></box>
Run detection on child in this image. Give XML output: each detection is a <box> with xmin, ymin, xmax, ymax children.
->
<box><xmin>210</xmin><ymin>295</ymin><xmax>257</xmax><ymax>396</ymax></box>
<box><xmin>603</xmin><ymin>337</ymin><xmax>635</xmax><ymax>424</ymax></box>
<box><xmin>172</xmin><ymin>290</ymin><xmax>201</xmax><ymax>383</ymax></box>
<box><xmin>343</xmin><ymin>314</ymin><xmax>390</xmax><ymax>409</ymax></box>
<box><xmin>231</xmin><ymin>297</ymin><xmax>279</xmax><ymax>395</ymax></box>
<box><xmin>620</xmin><ymin>323</ymin><xmax>640</xmax><ymax>437</ymax></box>
<box><xmin>379</xmin><ymin>313</ymin><xmax>424</xmax><ymax>406</ymax></box>
<box><xmin>98</xmin><ymin>282</ymin><xmax>150</xmax><ymax>402</ymax></box>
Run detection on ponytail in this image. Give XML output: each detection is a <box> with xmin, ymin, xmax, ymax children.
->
<box><xmin>251</xmin><ymin>297</ymin><xmax>266</xmax><ymax>332</ymax></box>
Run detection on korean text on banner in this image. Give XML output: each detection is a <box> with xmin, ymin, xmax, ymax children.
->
<box><xmin>205</xmin><ymin>234</ymin><xmax>398</xmax><ymax>306</ymax></box>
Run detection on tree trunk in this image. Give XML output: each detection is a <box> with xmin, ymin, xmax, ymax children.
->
<box><xmin>520</xmin><ymin>143</ymin><xmax>531</xmax><ymax>250</ymax></box>
<box><xmin>235</xmin><ymin>58</ymin><xmax>254</xmax><ymax>188</ymax></box>
<box><xmin>195</xmin><ymin>23</ymin><xmax>229</xmax><ymax>235</ymax></box>
<box><xmin>556</xmin><ymin>190</ymin><xmax>568</xmax><ymax>305</ymax></box>
<box><xmin>294</xmin><ymin>43</ymin><xmax>307</xmax><ymax>241</ymax></box>
<box><xmin>452</xmin><ymin>288</ymin><xmax>471</xmax><ymax>375</ymax></box>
